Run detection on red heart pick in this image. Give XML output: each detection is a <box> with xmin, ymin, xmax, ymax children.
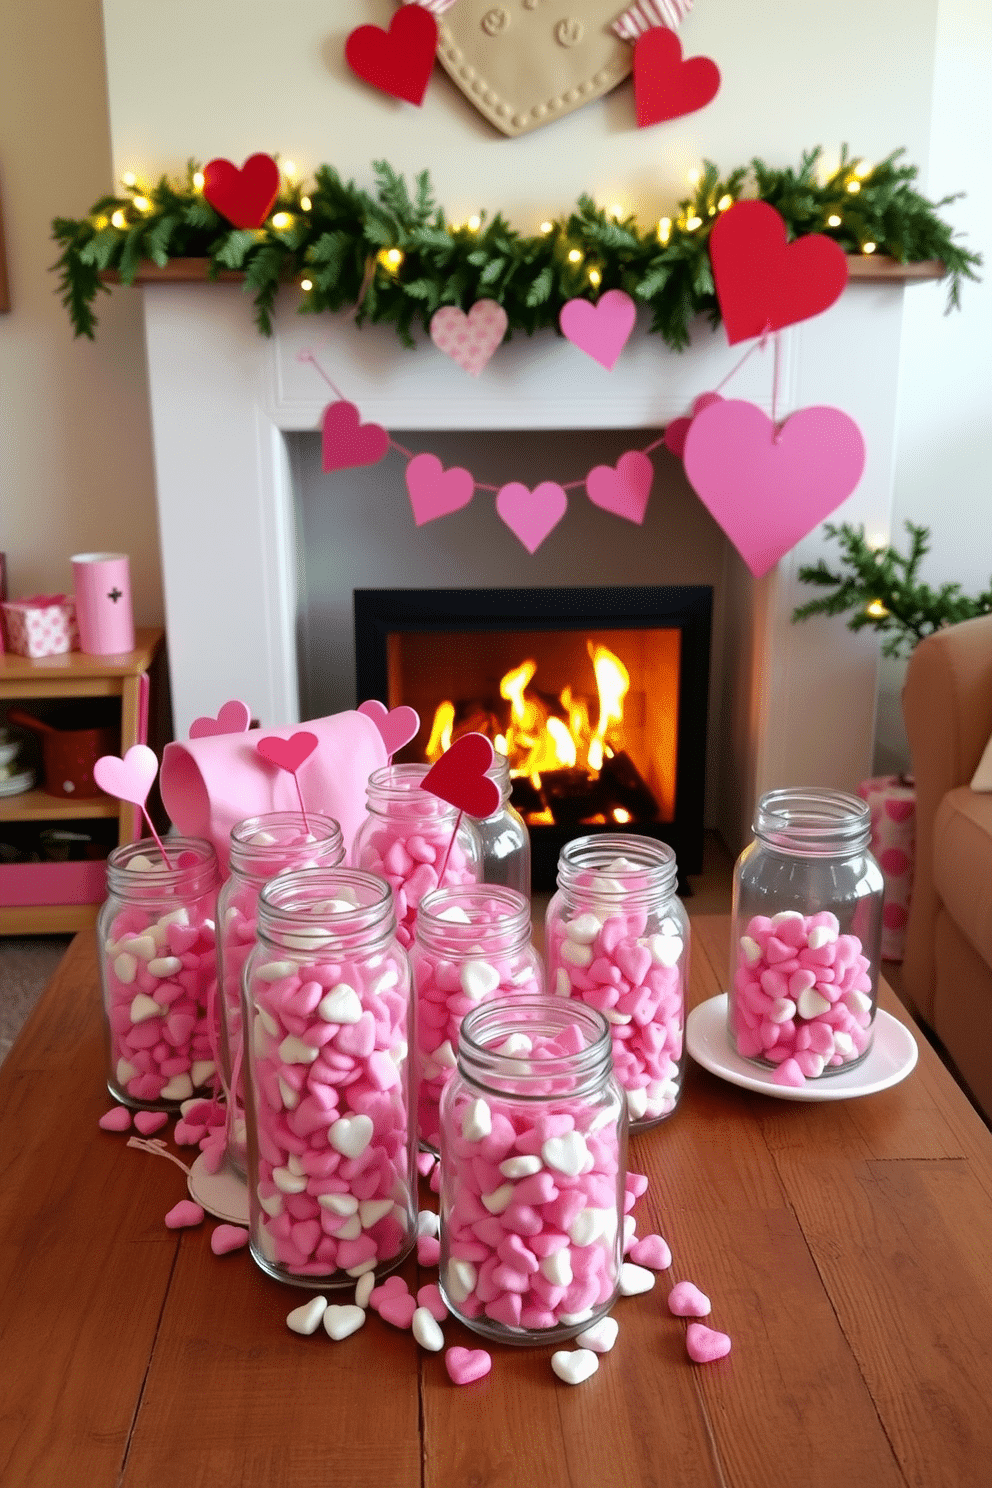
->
<box><xmin>201</xmin><ymin>153</ymin><xmax>280</xmax><ymax>229</ymax></box>
<box><xmin>322</xmin><ymin>401</ymin><xmax>389</xmax><ymax>473</ymax></box>
<box><xmin>256</xmin><ymin>732</ymin><xmax>319</xmax><ymax>775</ymax></box>
<box><xmin>633</xmin><ymin>28</ymin><xmax>720</xmax><ymax>129</ymax></box>
<box><xmin>345</xmin><ymin>6</ymin><xmax>438</xmax><ymax>107</ymax></box>
<box><xmin>422</xmin><ymin>733</ymin><xmax>500</xmax><ymax>819</ymax></box>
<box><xmin>357</xmin><ymin>700</ymin><xmax>421</xmax><ymax>756</ymax></box>
<box><xmin>709</xmin><ymin>200</ymin><xmax>850</xmax><ymax>345</ymax></box>
<box><xmin>188</xmin><ymin>699</ymin><xmax>252</xmax><ymax>739</ymax></box>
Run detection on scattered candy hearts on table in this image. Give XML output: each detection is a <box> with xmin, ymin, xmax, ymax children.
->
<box><xmin>405</xmin><ymin>453</ymin><xmax>475</xmax><ymax>526</ymax></box>
<box><xmin>188</xmin><ymin>699</ymin><xmax>252</xmax><ymax>739</ymax></box>
<box><xmin>322</xmin><ymin>401</ymin><xmax>389</xmax><ymax>473</ymax></box>
<box><xmin>93</xmin><ymin>745</ymin><xmax>159</xmax><ymax>806</ymax></box>
<box><xmin>345</xmin><ymin>6</ymin><xmax>439</xmax><ymax>107</ymax></box>
<box><xmin>357</xmin><ymin>700</ymin><xmax>421</xmax><ymax>757</ymax></box>
<box><xmin>165</xmin><ymin>1199</ymin><xmax>204</xmax><ymax>1230</ymax></box>
<box><xmin>210</xmin><ymin>1224</ymin><xmax>249</xmax><ymax>1256</ymax></box>
<box><xmin>496</xmin><ymin>481</ymin><xmax>568</xmax><ymax>553</ymax></box>
<box><xmin>559</xmin><ymin>290</ymin><xmax>636</xmax><ymax>371</ymax></box>
<box><xmin>682</xmin><ymin>399</ymin><xmax>866</xmax><ymax>578</ymax></box>
<box><xmin>422</xmin><ymin>731</ymin><xmax>500</xmax><ymax>819</ymax></box>
<box><xmin>633</xmin><ymin>27</ymin><xmax>720</xmax><ymax>128</ymax></box>
<box><xmin>668</xmin><ymin>1280</ymin><xmax>712</xmax><ymax>1317</ymax></box>
<box><xmin>663</xmin><ymin>393</ymin><xmax>724</xmax><ymax>458</ymax></box>
<box><xmin>430</xmin><ymin>300</ymin><xmax>508</xmax><ymax>377</ymax></box>
<box><xmin>255</xmin><ymin>732</ymin><xmax>318</xmax><ymax>775</ymax></box>
<box><xmin>202</xmin><ymin>154</ymin><xmax>280</xmax><ymax>229</ymax></box>
<box><xmin>585</xmin><ymin>450</ymin><xmax>654</xmax><ymax>524</ymax></box>
<box><xmin>445</xmin><ymin>1346</ymin><xmax>492</xmax><ymax>1385</ymax></box>
<box><xmin>709</xmin><ymin>199</ymin><xmax>850</xmax><ymax>345</ymax></box>
<box><xmin>551</xmin><ymin>1348</ymin><xmax>600</xmax><ymax>1385</ymax></box>
<box><xmin>686</xmin><ymin>1322</ymin><xmax>732</xmax><ymax>1363</ymax></box>
<box><xmin>323</xmin><ymin>1304</ymin><xmax>366</xmax><ymax>1341</ymax></box>
<box><xmin>98</xmin><ymin>1106</ymin><xmax>132</xmax><ymax>1133</ymax></box>
<box><xmin>286</xmin><ymin>1296</ymin><xmax>328</xmax><ymax>1336</ymax></box>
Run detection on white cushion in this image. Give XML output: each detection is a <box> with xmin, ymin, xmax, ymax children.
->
<box><xmin>971</xmin><ymin>732</ymin><xmax>992</xmax><ymax>791</ymax></box>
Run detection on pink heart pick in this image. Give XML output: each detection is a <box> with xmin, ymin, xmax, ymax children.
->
<box><xmin>422</xmin><ymin>732</ymin><xmax>500</xmax><ymax>819</ymax></box>
<box><xmin>495</xmin><ymin>481</ymin><xmax>568</xmax><ymax>553</ymax></box>
<box><xmin>663</xmin><ymin>393</ymin><xmax>724</xmax><ymax>458</ymax></box>
<box><xmin>559</xmin><ymin>289</ymin><xmax>636</xmax><ymax>370</ymax></box>
<box><xmin>405</xmin><ymin>453</ymin><xmax>475</xmax><ymax>526</ymax></box>
<box><xmin>322</xmin><ymin>400</ymin><xmax>389</xmax><ymax>473</ymax></box>
<box><xmin>93</xmin><ymin>745</ymin><xmax>159</xmax><ymax>807</ymax></box>
<box><xmin>430</xmin><ymin>299</ymin><xmax>508</xmax><ymax>377</ymax></box>
<box><xmin>683</xmin><ymin>399</ymin><xmax>866</xmax><ymax>578</ymax></box>
<box><xmin>256</xmin><ymin>732</ymin><xmax>319</xmax><ymax>775</ymax></box>
<box><xmin>357</xmin><ymin>699</ymin><xmax>420</xmax><ymax>755</ymax></box>
<box><xmin>188</xmin><ymin>699</ymin><xmax>252</xmax><ymax>739</ymax></box>
<box><xmin>585</xmin><ymin>450</ymin><xmax>653</xmax><ymax>524</ymax></box>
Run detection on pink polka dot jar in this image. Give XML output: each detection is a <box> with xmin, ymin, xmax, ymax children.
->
<box><xmin>242</xmin><ymin>867</ymin><xmax>416</xmax><ymax>1288</ymax></box>
<box><xmin>438</xmin><ymin>998</ymin><xmax>626</xmax><ymax>1346</ymax></box>
<box><xmin>217</xmin><ymin>812</ymin><xmax>345</xmax><ymax>1175</ymax></box>
<box><xmin>411</xmin><ymin>884</ymin><xmax>544</xmax><ymax>1154</ymax></box>
<box><xmin>97</xmin><ymin>837</ymin><xmax>221</xmax><ymax>1109</ymax></box>
<box><xmin>545</xmin><ymin>834</ymin><xmax>689</xmax><ymax>1130</ymax></box>
<box><xmin>351</xmin><ymin>763</ymin><xmax>482</xmax><ymax>949</ymax></box>
<box><xmin>729</xmin><ymin>788</ymin><xmax>884</xmax><ymax>1089</ymax></box>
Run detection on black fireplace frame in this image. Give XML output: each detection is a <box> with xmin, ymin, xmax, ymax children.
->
<box><xmin>354</xmin><ymin>585</ymin><xmax>711</xmax><ymax>889</ymax></box>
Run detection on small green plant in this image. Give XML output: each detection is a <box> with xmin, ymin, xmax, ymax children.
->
<box><xmin>792</xmin><ymin>521</ymin><xmax>992</xmax><ymax>657</ymax></box>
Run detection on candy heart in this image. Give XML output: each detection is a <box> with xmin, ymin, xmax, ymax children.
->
<box><xmin>422</xmin><ymin>732</ymin><xmax>499</xmax><ymax>819</ymax></box>
<box><xmin>445</xmin><ymin>1346</ymin><xmax>492</xmax><ymax>1386</ymax></box>
<box><xmin>412</xmin><ymin>1306</ymin><xmax>445</xmax><ymax>1351</ymax></box>
<box><xmin>796</xmin><ymin>987</ymin><xmax>832</xmax><ymax>1021</ymax></box>
<box><xmin>709</xmin><ymin>198</ymin><xmax>849</xmax><ymax>345</ymax></box>
<box><xmin>629</xmin><ymin>1234</ymin><xmax>672</xmax><ymax>1271</ymax></box>
<box><xmin>772</xmin><ymin>1058</ymin><xmax>807</xmax><ymax>1088</ymax></box>
<box><xmin>317</xmin><ymin>984</ymin><xmax>363</xmax><ymax>1024</ymax></box>
<box><xmin>201</xmin><ymin>153</ymin><xmax>279</xmax><ymax>229</ymax></box>
<box><xmin>328</xmin><ymin>1114</ymin><xmax>374</xmax><ymax>1158</ymax></box>
<box><xmin>541</xmin><ymin>1131</ymin><xmax>589</xmax><ymax>1177</ymax></box>
<box><xmin>405</xmin><ymin>452</ymin><xmax>475</xmax><ymax>526</ymax></box>
<box><xmin>286</xmin><ymin>1296</ymin><xmax>328</xmax><ymax>1335</ymax></box>
<box><xmin>559</xmin><ymin>290</ymin><xmax>636</xmax><ymax>371</ymax></box>
<box><xmin>133</xmin><ymin>1110</ymin><xmax>169</xmax><ymax>1136</ymax></box>
<box><xmin>460</xmin><ymin>959</ymin><xmax>501</xmax><ymax>1001</ymax></box>
<box><xmin>551</xmin><ymin>1348</ymin><xmax>599</xmax><ymax>1384</ymax></box>
<box><xmin>165</xmin><ymin>1200</ymin><xmax>204</xmax><ymax>1229</ymax></box>
<box><xmin>633</xmin><ymin>27</ymin><xmax>720</xmax><ymax>128</ymax></box>
<box><xmin>345</xmin><ymin>5</ymin><xmax>438</xmax><ymax>107</ymax></box>
<box><xmin>322</xmin><ymin>400</ymin><xmax>389</xmax><ymax>474</ymax></box>
<box><xmin>98</xmin><ymin>1106</ymin><xmax>132</xmax><ymax>1132</ymax></box>
<box><xmin>188</xmin><ymin>699</ymin><xmax>252</xmax><ymax>739</ymax></box>
<box><xmin>378</xmin><ymin>1291</ymin><xmax>417</xmax><ymax>1329</ymax></box>
<box><xmin>619</xmin><ymin>1262</ymin><xmax>655</xmax><ymax>1296</ymax></box>
<box><xmin>668</xmin><ymin>1280</ymin><xmax>711</xmax><ymax>1317</ymax></box>
<box><xmin>211</xmin><ymin>1224</ymin><xmax>249</xmax><ymax>1255</ymax></box>
<box><xmin>335</xmin><ymin>1011</ymin><xmax>376</xmax><ymax>1058</ymax></box>
<box><xmin>615</xmin><ymin>943</ymin><xmax>652</xmax><ymax>987</ymax></box>
<box><xmin>357</xmin><ymin>699</ymin><xmax>420</xmax><ymax>756</ymax></box>
<box><xmin>416</xmin><ymin>1283</ymin><xmax>448</xmax><ymax>1322</ymax></box>
<box><xmin>256</xmin><ymin>731</ymin><xmax>318</xmax><ymax>775</ymax></box>
<box><xmin>576</xmin><ymin>1316</ymin><xmax>619</xmax><ymax>1353</ymax></box>
<box><xmin>430</xmin><ymin>300</ymin><xmax>508</xmax><ymax>377</ymax></box>
<box><xmin>495</xmin><ymin>481</ymin><xmax>568</xmax><ymax>554</ymax></box>
<box><xmin>585</xmin><ymin>451</ymin><xmax>653</xmax><ymax>525</ymax></box>
<box><xmin>130</xmin><ymin>993</ymin><xmax>162</xmax><ymax>1023</ymax></box>
<box><xmin>686</xmin><ymin>1322</ymin><xmax>732</xmax><ymax>1363</ymax></box>
<box><xmin>323</xmin><ymin>1304</ymin><xmax>366</xmax><ymax>1341</ymax></box>
<box><xmin>663</xmin><ymin>393</ymin><xmax>723</xmax><ymax>458</ymax></box>
<box><xmin>93</xmin><ymin>745</ymin><xmax>158</xmax><ymax>807</ymax></box>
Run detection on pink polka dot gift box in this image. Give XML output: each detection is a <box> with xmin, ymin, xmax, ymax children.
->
<box><xmin>1</xmin><ymin>593</ymin><xmax>79</xmax><ymax>658</ymax></box>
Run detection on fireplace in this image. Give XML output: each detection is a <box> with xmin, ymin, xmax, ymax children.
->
<box><xmin>354</xmin><ymin>585</ymin><xmax>710</xmax><ymax>889</ymax></box>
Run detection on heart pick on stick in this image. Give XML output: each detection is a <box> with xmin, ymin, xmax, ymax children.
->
<box><xmin>94</xmin><ymin>745</ymin><xmax>159</xmax><ymax>807</ymax></box>
<box><xmin>256</xmin><ymin>732</ymin><xmax>319</xmax><ymax>775</ymax></box>
<box><xmin>357</xmin><ymin>700</ymin><xmax>420</xmax><ymax>757</ymax></box>
<box><xmin>188</xmin><ymin>700</ymin><xmax>252</xmax><ymax>739</ymax></box>
<box><xmin>422</xmin><ymin>732</ymin><xmax>500</xmax><ymax>819</ymax></box>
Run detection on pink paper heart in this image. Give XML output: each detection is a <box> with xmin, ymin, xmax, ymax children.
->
<box><xmin>495</xmin><ymin>481</ymin><xmax>568</xmax><ymax>553</ymax></box>
<box><xmin>663</xmin><ymin>393</ymin><xmax>724</xmax><ymax>458</ymax></box>
<box><xmin>585</xmin><ymin>451</ymin><xmax>653</xmax><ymax>524</ymax></box>
<box><xmin>686</xmin><ymin>1322</ymin><xmax>732</xmax><ymax>1363</ymax></box>
<box><xmin>683</xmin><ymin>399</ymin><xmax>866</xmax><ymax>578</ymax></box>
<box><xmin>322</xmin><ymin>400</ymin><xmax>389</xmax><ymax>473</ymax></box>
<box><xmin>210</xmin><ymin>1224</ymin><xmax>250</xmax><ymax>1255</ymax></box>
<box><xmin>357</xmin><ymin>699</ymin><xmax>420</xmax><ymax>755</ymax></box>
<box><xmin>430</xmin><ymin>299</ymin><xmax>508</xmax><ymax>377</ymax></box>
<box><xmin>188</xmin><ymin>699</ymin><xmax>251</xmax><ymax>739</ymax></box>
<box><xmin>445</xmin><ymin>1346</ymin><xmax>492</xmax><ymax>1385</ymax></box>
<box><xmin>256</xmin><ymin>731</ymin><xmax>319</xmax><ymax>774</ymax></box>
<box><xmin>422</xmin><ymin>732</ymin><xmax>500</xmax><ymax>818</ymax></box>
<box><xmin>93</xmin><ymin>745</ymin><xmax>158</xmax><ymax>807</ymax></box>
<box><xmin>405</xmin><ymin>453</ymin><xmax>475</xmax><ymax>526</ymax></box>
<box><xmin>559</xmin><ymin>289</ymin><xmax>636</xmax><ymax>370</ymax></box>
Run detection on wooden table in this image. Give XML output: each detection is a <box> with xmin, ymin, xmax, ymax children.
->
<box><xmin>3</xmin><ymin>916</ymin><xmax>992</xmax><ymax>1488</ymax></box>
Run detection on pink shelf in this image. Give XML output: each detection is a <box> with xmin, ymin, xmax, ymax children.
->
<box><xmin>0</xmin><ymin>859</ymin><xmax>107</xmax><ymax>908</ymax></box>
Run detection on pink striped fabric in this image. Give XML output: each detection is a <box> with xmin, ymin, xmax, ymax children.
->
<box><xmin>612</xmin><ymin>0</ymin><xmax>693</xmax><ymax>42</ymax></box>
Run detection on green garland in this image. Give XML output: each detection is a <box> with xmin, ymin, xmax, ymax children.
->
<box><xmin>51</xmin><ymin>146</ymin><xmax>981</xmax><ymax>346</ymax></box>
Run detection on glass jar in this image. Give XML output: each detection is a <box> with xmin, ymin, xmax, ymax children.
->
<box><xmin>545</xmin><ymin>833</ymin><xmax>688</xmax><ymax>1130</ymax></box>
<box><xmin>438</xmin><ymin>997</ymin><xmax>626</xmax><ymax>1345</ymax></box>
<box><xmin>217</xmin><ymin>812</ymin><xmax>345</xmax><ymax>1174</ymax></box>
<box><xmin>351</xmin><ymin>762</ymin><xmax>482</xmax><ymax>949</ymax></box>
<box><xmin>241</xmin><ymin>867</ymin><xmax>416</xmax><ymax>1287</ymax></box>
<box><xmin>411</xmin><ymin>884</ymin><xmax>544</xmax><ymax>1153</ymax></box>
<box><xmin>97</xmin><ymin>836</ymin><xmax>220</xmax><ymax>1109</ymax></box>
<box><xmin>728</xmin><ymin>787</ymin><xmax>884</xmax><ymax>1086</ymax></box>
<box><xmin>479</xmin><ymin>752</ymin><xmax>531</xmax><ymax>895</ymax></box>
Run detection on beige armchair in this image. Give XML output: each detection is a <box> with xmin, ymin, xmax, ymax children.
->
<box><xmin>902</xmin><ymin>613</ymin><xmax>992</xmax><ymax>1121</ymax></box>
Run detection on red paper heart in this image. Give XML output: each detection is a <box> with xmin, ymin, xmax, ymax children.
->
<box><xmin>709</xmin><ymin>200</ymin><xmax>850</xmax><ymax>345</ymax></box>
<box><xmin>663</xmin><ymin>393</ymin><xmax>724</xmax><ymax>458</ymax></box>
<box><xmin>633</xmin><ymin>28</ymin><xmax>720</xmax><ymax>129</ymax></box>
<box><xmin>422</xmin><ymin>732</ymin><xmax>500</xmax><ymax>819</ymax></box>
<box><xmin>256</xmin><ymin>731</ymin><xmax>319</xmax><ymax>775</ymax></box>
<box><xmin>188</xmin><ymin>699</ymin><xmax>252</xmax><ymax>739</ymax></box>
<box><xmin>202</xmin><ymin>154</ymin><xmax>280</xmax><ymax>229</ymax></box>
<box><xmin>322</xmin><ymin>401</ymin><xmax>390</xmax><ymax>473</ymax></box>
<box><xmin>345</xmin><ymin>7</ymin><xmax>438</xmax><ymax>107</ymax></box>
<box><xmin>357</xmin><ymin>700</ymin><xmax>420</xmax><ymax>756</ymax></box>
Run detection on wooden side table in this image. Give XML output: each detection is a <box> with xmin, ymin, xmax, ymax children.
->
<box><xmin>0</xmin><ymin>628</ymin><xmax>163</xmax><ymax>934</ymax></box>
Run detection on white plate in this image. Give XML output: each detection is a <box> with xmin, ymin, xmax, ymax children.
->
<box><xmin>0</xmin><ymin>767</ymin><xmax>36</xmax><ymax>797</ymax></box>
<box><xmin>685</xmin><ymin>994</ymin><xmax>918</xmax><ymax>1102</ymax></box>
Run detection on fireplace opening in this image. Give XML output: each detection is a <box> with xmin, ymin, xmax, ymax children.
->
<box><xmin>354</xmin><ymin>586</ymin><xmax>711</xmax><ymax>890</ymax></box>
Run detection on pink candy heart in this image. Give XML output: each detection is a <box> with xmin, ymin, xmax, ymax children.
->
<box><xmin>585</xmin><ymin>450</ymin><xmax>653</xmax><ymax>524</ymax></box>
<box><xmin>322</xmin><ymin>399</ymin><xmax>389</xmax><ymax>473</ymax></box>
<box><xmin>133</xmin><ymin>1110</ymin><xmax>169</xmax><ymax>1136</ymax></box>
<box><xmin>98</xmin><ymin>1106</ymin><xmax>132</xmax><ymax>1133</ymax></box>
<box><xmin>255</xmin><ymin>731</ymin><xmax>318</xmax><ymax>774</ymax></box>
<box><xmin>417</xmin><ymin>1234</ymin><xmax>441</xmax><ymax>1266</ymax></box>
<box><xmin>188</xmin><ymin>699</ymin><xmax>251</xmax><ymax>739</ymax></box>
<box><xmin>416</xmin><ymin>1283</ymin><xmax>448</xmax><ymax>1322</ymax></box>
<box><xmin>686</xmin><ymin>1322</ymin><xmax>732</xmax><ymax>1363</ymax></box>
<box><xmin>165</xmin><ymin>1199</ymin><xmax>205</xmax><ymax>1229</ymax></box>
<box><xmin>357</xmin><ymin>699</ymin><xmax>420</xmax><ymax>756</ymax></box>
<box><xmin>405</xmin><ymin>452</ymin><xmax>475</xmax><ymax>526</ymax></box>
<box><xmin>445</xmin><ymin>1346</ymin><xmax>492</xmax><ymax>1386</ymax></box>
<box><xmin>378</xmin><ymin>1291</ymin><xmax>417</xmax><ymax>1329</ymax></box>
<box><xmin>495</xmin><ymin>481</ymin><xmax>568</xmax><ymax>554</ymax></box>
<box><xmin>211</xmin><ymin>1224</ymin><xmax>250</xmax><ymax>1255</ymax></box>
<box><xmin>559</xmin><ymin>289</ymin><xmax>637</xmax><ymax>370</ymax></box>
<box><xmin>93</xmin><ymin>744</ymin><xmax>159</xmax><ymax>807</ymax></box>
<box><xmin>629</xmin><ymin>1233</ymin><xmax>672</xmax><ymax>1270</ymax></box>
<box><xmin>668</xmin><ymin>1280</ymin><xmax>711</xmax><ymax>1316</ymax></box>
<box><xmin>430</xmin><ymin>299</ymin><xmax>508</xmax><ymax>377</ymax></box>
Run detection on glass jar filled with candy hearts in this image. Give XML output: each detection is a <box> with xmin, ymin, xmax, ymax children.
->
<box><xmin>728</xmin><ymin>788</ymin><xmax>884</xmax><ymax>1090</ymax></box>
<box><xmin>438</xmin><ymin>998</ymin><xmax>626</xmax><ymax>1345</ymax></box>
<box><xmin>217</xmin><ymin>812</ymin><xmax>345</xmax><ymax>1175</ymax></box>
<box><xmin>351</xmin><ymin>763</ymin><xmax>482</xmax><ymax>949</ymax></box>
<box><xmin>411</xmin><ymin>884</ymin><xmax>544</xmax><ymax>1153</ymax></box>
<box><xmin>97</xmin><ymin>837</ymin><xmax>221</xmax><ymax>1109</ymax></box>
<box><xmin>544</xmin><ymin>834</ymin><xmax>689</xmax><ymax>1130</ymax></box>
<box><xmin>241</xmin><ymin>867</ymin><xmax>416</xmax><ymax>1287</ymax></box>
<box><xmin>477</xmin><ymin>752</ymin><xmax>531</xmax><ymax>895</ymax></box>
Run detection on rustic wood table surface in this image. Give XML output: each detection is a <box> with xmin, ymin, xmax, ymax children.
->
<box><xmin>3</xmin><ymin>916</ymin><xmax>992</xmax><ymax>1488</ymax></box>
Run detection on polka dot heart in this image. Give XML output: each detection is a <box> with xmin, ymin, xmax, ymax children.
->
<box><xmin>430</xmin><ymin>300</ymin><xmax>509</xmax><ymax>378</ymax></box>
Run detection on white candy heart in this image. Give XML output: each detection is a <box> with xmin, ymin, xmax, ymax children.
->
<box><xmin>126</xmin><ymin>934</ymin><xmax>157</xmax><ymax>961</ymax></box>
<box><xmin>286</xmin><ymin>1296</ymin><xmax>327</xmax><ymax>1335</ymax></box>
<box><xmin>481</xmin><ymin>1183</ymin><xmax>514</xmax><ymax>1214</ymax></box>
<box><xmin>770</xmin><ymin>910</ymin><xmax>804</xmax><ymax>927</ymax></box>
<box><xmin>273</xmin><ymin>1165</ymin><xmax>308</xmax><ymax>1194</ymax></box>
<box><xmin>560</xmin><ymin>940</ymin><xmax>593</xmax><ymax>967</ymax></box>
<box><xmin>317</xmin><ymin>984</ymin><xmax>363</xmax><ymax>1024</ymax></box>
<box><xmin>191</xmin><ymin>1060</ymin><xmax>215</xmax><ymax>1087</ymax></box>
<box><xmin>355</xmin><ymin>1271</ymin><xmax>375</xmax><ymax>1309</ymax></box>
<box><xmin>359</xmin><ymin>1198</ymin><xmax>393</xmax><ymax>1228</ymax></box>
<box><xmin>625</xmin><ymin>1087</ymin><xmax>648</xmax><ymax>1121</ymax></box>
<box><xmin>113</xmin><ymin>952</ymin><xmax>137</xmax><ymax>984</ymax></box>
<box><xmin>540</xmin><ymin>1249</ymin><xmax>573</xmax><ymax>1286</ymax></box>
<box><xmin>318</xmin><ymin>1192</ymin><xmax>359</xmax><ymax>1216</ymax></box>
<box><xmin>323</xmin><ymin>1304</ymin><xmax>366</xmax><ymax>1341</ymax></box>
<box><xmin>283</xmin><ymin>930</ymin><xmax>333</xmax><ymax>952</ymax></box>
<box><xmin>619</xmin><ymin>1262</ymin><xmax>655</xmax><ymax>1296</ymax></box>
<box><xmin>116</xmin><ymin>1058</ymin><xmax>137</xmax><ymax>1085</ymax></box>
<box><xmin>576</xmin><ymin>1316</ymin><xmax>619</xmax><ymax>1353</ymax></box>
<box><xmin>796</xmin><ymin>987</ymin><xmax>832</xmax><ymax>1021</ymax></box>
<box><xmin>843</xmin><ymin>989</ymin><xmax>873</xmax><ymax>1016</ymax></box>
<box><xmin>568</xmin><ymin>1207</ymin><xmax>608</xmax><ymax>1247</ymax></box>
<box><xmin>833</xmin><ymin>1031</ymin><xmax>856</xmax><ymax>1057</ymax></box>
<box><xmin>542</xmin><ymin>1131</ymin><xmax>589</xmax><ymax>1177</ymax></box>
<box><xmin>808</xmin><ymin>923</ymin><xmax>839</xmax><ymax>949</ymax></box>
<box><xmin>446</xmin><ymin>1258</ymin><xmax>477</xmax><ymax>1304</ymax></box>
<box><xmin>564</xmin><ymin>913</ymin><xmax>603</xmax><ymax>944</ymax></box>
<box><xmin>434</xmin><ymin>1039</ymin><xmax>457</xmax><ymax>1069</ymax></box>
<box><xmin>495</xmin><ymin>1033</ymin><xmax>533</xmax><ymax>1057</ymax></box>
<box><xmin>160</xmin><ymin>1073</ymin><xmax>193</xmax><ymax>1102</ymax></box>
<box><xmin>460</xmin><ymin>960</ymin><xmax>501</xmax><ymax>1001</ymax></box>
<box><xmin>739</xmin><ymin>935</ymin><xmax>762</xmax><ymax>966</ymax></box>
<box><xmin>334</xmin><ymin>1215</ymin><xmax>362</xmax><ymax>1240</ymax></box>
<box><xmin>328</xmin><ymin>1114</ymin><xmax>374</xmax><ymax>1158</ymax></box>
<box><xmin>412</xmin><ymin>1307</ymin><xmax>445</xmax><ymax>1352</ymax></box>
<box><xmin>256</xmin><ymin>1005</ymin><xmax>279</xmax><ymax>1037</ymax></box>
<box><xmin>649</xmin><ymin>934</ymin><xmax>683</xmax><ymax>967</ymax></box>
<box><xmin>554</xmin><ymin>968</ymin><xmax>572</xmax><ymax>997</ymax></box>
<box><xmin>346</xmin><ymin>1258</ymin><xmax>378</xmax><ymax>1278</ymax></box>
<box><xmin>461</xmin><ymin>1098</ymin><xmax>492</xmax><ymax>1142</ymax></box>
<box><xmin>278</xmin><ymin>1035</ymin><xmax>319</xmax><ymax>1065</ymax></box>
<box><xmin>768</xmin><ymin>997</ymin><xmax>797</xmax><ymax>1024</ymax></box>
<box><xmin>278</xmin><ymin>1076</ymin><xmax>299</xmax><ymax>1110</ymax></box>
<box><xmin>551</xmin><ymin>1348</ymin><xmax>599</xmax><ymax>1385</ymax></box>
<box><xmin>499</xmin><ymin>1154</ymin><xmax>542</xmax><ymax>1179</ymax></box>
<box><xmin>148</xmin><ymin>955</ymin><xmax>182</xmax><ymax>977</ymax></box>
<box><xmin>259</xmin><ymin>1192</ymin><xmax>283</xmax><ymax>1217</ymax></box>
<box><xmin>254</xmin><ymin>959</ymin><xmax>298</xmax><ymax>981</ymax></box>
<box><xmin>437</xmin><ymin>905</ymin><xmax>472</xmax><ymax>923</ymax></box>
<box><xmin>417</xmin><ymin>1209</ymin><xmax>440</xmax><ymax>1237</ymax></box>
<box><xmin>129</xmin><ymin>993</ymin><xmax>162</xmax><ymax>1023</ymax></box>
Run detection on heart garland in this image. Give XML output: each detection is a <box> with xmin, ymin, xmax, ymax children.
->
<box><xmin>559</xmin><ymin>291</ymin><xmax>637</xmax><ymax>371</ymax></box>
<box><xmin>430</xmin><ymin>300</ymin><xmax>508</xmax><ymax>377</ymax></box>
<box><xmin>322</xmin><ymin>401</ymin><xmax>389</xmax><ymax>473</ymax></box>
